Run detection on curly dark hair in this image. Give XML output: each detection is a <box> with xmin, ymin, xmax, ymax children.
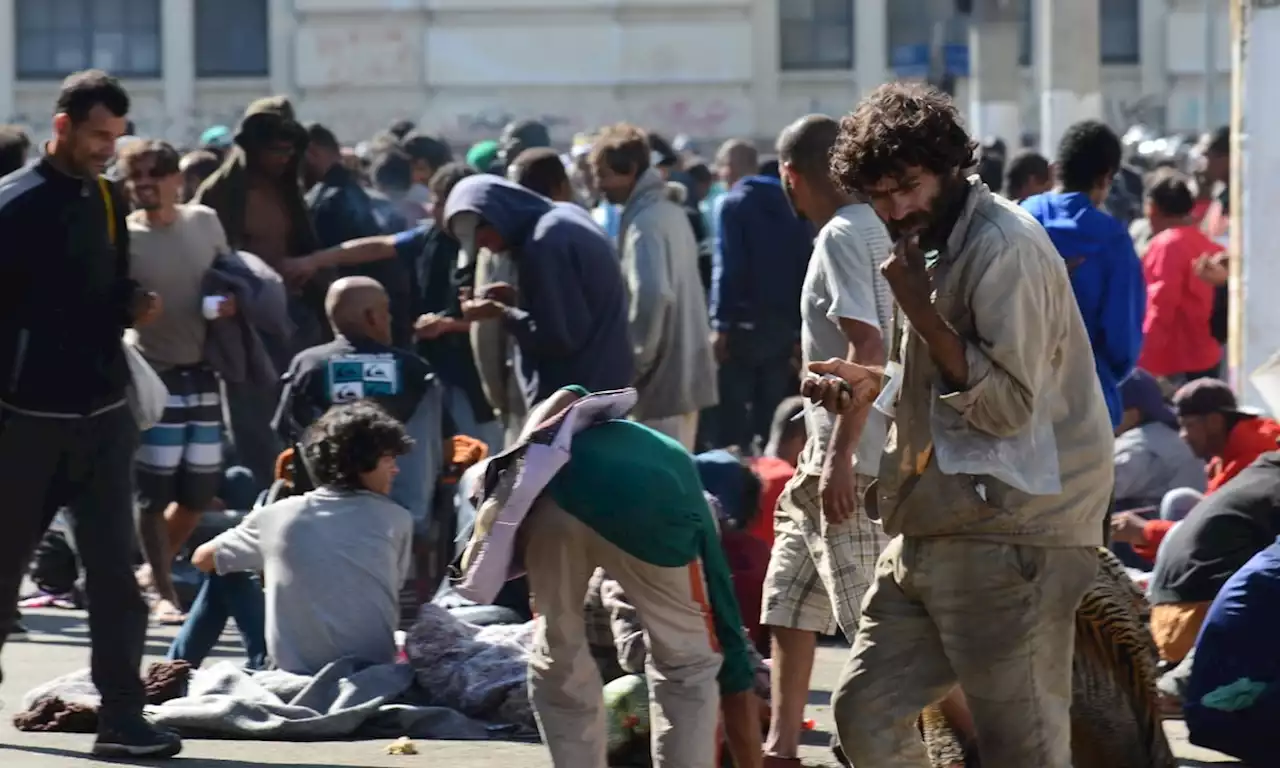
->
<box><xmin>302</xmin><ymin>401</ymin><xmax>413</xmax><ymax>491</ymax></box>
<box><xmin>830</xmin><ymin>83</ymin><xmax>977</xmax><ymax>195</ymax></box>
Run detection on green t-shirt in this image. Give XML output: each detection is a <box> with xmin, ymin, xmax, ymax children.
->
<box><xmin>544</xmin><ymin>388</ymin><xmax>753</xmax><ymax>695</ymax></box>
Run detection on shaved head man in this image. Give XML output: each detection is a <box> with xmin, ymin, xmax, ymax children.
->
<box><xmin>325</xmin><ymin>276</ymin><xmax>392</xmax><ymax>345</ymax></box>
<box><xmin>715</xmin><ymin>138</ymin><xmax>759</xmax><ymax>188</ymax></box>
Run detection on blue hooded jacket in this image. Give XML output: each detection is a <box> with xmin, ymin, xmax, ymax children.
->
<box><xmin>1021</xmin><ymin>191</ymin><xmax>1146</xmax><ymax>427</ymax></box>
<box><xmin>710</xmin><ymin>176</ymin><xmax>812</xmax><ymax>337</ymax></box>
<box><xmin>443</xmin><ymin>176</ymin><xmax>634</xmax><ymax>402</ymax></box>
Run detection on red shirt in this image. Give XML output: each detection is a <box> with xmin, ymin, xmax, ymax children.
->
<box><xmin>747</xmin><ymin>456</ymin><xmax>795</xmax><ymax>547</ymax></box>
<box><xmin>1137</xmin><ymin>225</ymin><xmax>1222</xmax><ymax>377</ymax></box>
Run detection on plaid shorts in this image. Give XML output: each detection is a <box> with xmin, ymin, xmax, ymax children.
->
<box><xmin>760</xmin><ymin>471</ymin><xmax>888</xmax><ymax>640</ymax></box>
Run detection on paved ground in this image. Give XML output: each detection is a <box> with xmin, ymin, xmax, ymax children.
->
<box><xmin>0</xmin><ymin>607</ymin><xmax>1240</xmax><ymax>766</ymax></box>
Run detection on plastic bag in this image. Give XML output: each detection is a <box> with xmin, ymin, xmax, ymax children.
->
<box><xmin>929</xmin><ymin>387</ymin><xmax>1062</xmax><ymax>496</ymax></box>
<box><xmin>123</xmin><ymin>339</ymin><xmax>168</xmax><ymax>431</ymax></box>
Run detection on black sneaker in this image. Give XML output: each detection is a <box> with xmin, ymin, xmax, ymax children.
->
<box><xmin>92</xmin><ymin>716</ymin><xmax>182</xmax><ymax>758</ymax></box>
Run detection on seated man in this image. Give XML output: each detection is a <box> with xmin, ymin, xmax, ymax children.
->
<box><xmin>1147</xmin><ymin>451</ymin><xmax>1280</xmax><ymax>665</ymax></box>
<box><xmin>1184</xmin><ymin>535</ymin><xmax>1280</xmax><ymax>765</ymax></box>
<box><xmin>1112</xmin><ymin>378</ymin><xmax>1280</xmax><ymax>563</ymax></box>
<box><xmin>518</xmin><ymin>386</ymin><xmax>762</xmax><ymax>768</ymax></box>
<box><xmin>190</xmin><ymin>401</ymin><xmax>415</xmax><ymax>674</ymax></box>
<box><xmin>274</xmin><ymin>276</ymin><xmax>444</xmax><ymax>594</ymax></box>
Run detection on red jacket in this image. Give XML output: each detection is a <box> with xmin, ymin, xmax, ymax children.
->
<box><xmin>1137</xmin><ymin>225</ymin><xmax>1222</xmax><ymax>377</ymax></box>
<box><xmin>1135</xmin><ymin>417</ymin><xmax>1280</xmax><ymax>561</ymax></box>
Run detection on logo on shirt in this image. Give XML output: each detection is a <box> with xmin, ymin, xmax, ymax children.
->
<box><xmin>327</xmin><ymin>354</ymin><xmax>402</xmax><ymax>402</ymax></box>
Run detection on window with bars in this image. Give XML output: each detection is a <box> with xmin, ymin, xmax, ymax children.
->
<box><xmin>780</xmin><ymin>0</ymin><xmax>855</xmax><ymax>71</ymax></box>
<box><xmin>1019</xmin><ymin>0</ymin><xmax>1140</xmax><ymax>66</ymax></box>
<box><xmin>17</xmin><ymin>0</ymin><xmax>161</xmax><ymax>80</ymax></box>
<box><xmin>196</xmin><ymin>0</ymin><xmax>270</xmax><ymax>77</ymax></box>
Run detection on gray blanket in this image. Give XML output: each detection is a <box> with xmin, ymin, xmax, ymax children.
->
<box><xmin>23</xmin><ymin>658</ymin><xmax>536</xmax><ymax>742</ymax></box>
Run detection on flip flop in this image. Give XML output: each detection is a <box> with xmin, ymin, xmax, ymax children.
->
<box><xmin>151</xmin><ymin>600</ymin><xmax>187</xmax><ymax>626</ymax></box>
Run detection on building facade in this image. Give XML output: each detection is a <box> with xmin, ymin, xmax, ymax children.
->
<box><xmin>0</xmin><ymin>0</ymin><xmax>1233</xmax><ymax>148</ymax></box>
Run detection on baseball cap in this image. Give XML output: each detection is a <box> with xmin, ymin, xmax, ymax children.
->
<box><xmin>1119</xmin><ymin>370</ymin><xmax>1177</xmax><ymax>429</ymax></box>
<box><xmin>1173</xmin><ymin>378</ymin><xmax>1259</xmax><ymax>418</ymax></box>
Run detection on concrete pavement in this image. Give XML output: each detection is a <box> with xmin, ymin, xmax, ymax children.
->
<box><xmin>0</xmin><ymin>608</ymin><xmax>1240</xmax><ymax>766</ymax></box>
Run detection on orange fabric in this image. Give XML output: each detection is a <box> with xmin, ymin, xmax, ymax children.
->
<box><xmin>747</xmin><ymin>456</ymin><xmax>794</xmax><ymax>546</ymax></box>
<box><xmin>1150</xmin><ymin>601</ymin><xmax>1211</xmax><ymax>663</ymax></box>
<box><xmin>1206</xmin><ymin>417</ymin><xmax>1280</xmax><ymax>493</ymax></box>
<box><xmin>686</xmin><ymin>560</ymin><xmax>721</xmax><ymax>654</ymax></box>
<box><xmin>1134</xmin><ymin>519</ymin><xmax>1177</xmax><ymax>563</ymax></box>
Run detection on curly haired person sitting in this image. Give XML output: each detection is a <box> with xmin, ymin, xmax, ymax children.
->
<box><xmin>189</xmin><ymin>401</ymin><xmax>415</xmax><ymax>674</ymax></box>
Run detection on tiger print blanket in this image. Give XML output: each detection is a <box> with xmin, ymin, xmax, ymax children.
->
<box><xmin>915</xmin><ymin>547</ymin><xmax>1177</xmax><ymax>768</ymax></box>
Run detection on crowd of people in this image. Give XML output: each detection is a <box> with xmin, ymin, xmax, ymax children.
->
<box><xmin>0</xmin><ymin>64</ymin><xmax>1273</xmax><ymax>768</ymax></box>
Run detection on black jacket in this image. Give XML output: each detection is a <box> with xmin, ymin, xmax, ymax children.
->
<box><xmin>0</xmin><ymin>157</ymin><xmax>139</xmax><ymax>416</ymax></box>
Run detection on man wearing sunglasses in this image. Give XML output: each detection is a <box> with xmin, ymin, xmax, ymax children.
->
<box><xmin>119</xmin><ymin>139</ymin><xmax>236</xmax><ymax>628</ymax></box>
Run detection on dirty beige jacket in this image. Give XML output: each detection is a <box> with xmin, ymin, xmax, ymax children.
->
<box><xmin>876</xmin><ymin>180</ymin><xmax>1113</xmax><ymax>547</ymax></box>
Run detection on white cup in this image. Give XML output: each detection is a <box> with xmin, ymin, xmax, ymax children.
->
<box><xmin>202</xmin><ymin>295</ymin><xmax>225</xmax><ymax>320</ymax></box>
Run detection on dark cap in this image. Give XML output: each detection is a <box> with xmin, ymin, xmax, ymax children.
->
<box><xmin>1120</xmin><ymin>370</ymin><xmax>1178</xmax><ymax>429</ymax></box>
<box><xmin>1173</xmin><ymin>378</ymin><xmax>1245</xmax><ymax>418</ymax></box>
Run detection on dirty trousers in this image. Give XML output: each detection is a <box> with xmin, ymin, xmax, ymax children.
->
<box><xmin>832</xmin><ymin>535</ymin><xmax>1097</xmax><ymax>768</ymax></box>
<box><xmin>522</xmin><ymin>496</ymin><xmax>723</xmax><ymax>768</ymax></box>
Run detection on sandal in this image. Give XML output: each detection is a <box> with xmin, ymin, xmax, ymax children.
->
<box><xmin>151</xmin><ymin>599</ymin><xmax>187</xmax><ymax>626</ymax></box>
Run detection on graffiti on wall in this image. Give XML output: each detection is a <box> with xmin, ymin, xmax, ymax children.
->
<box><xmin>643</xmin><ymin>99</ymin><xmax>737</xmax><ymax>138</ymax></box>
<box><xmin>452</xmin><ymin>109</ymin><xmax>582</xmax><ymax>143</ymax></box>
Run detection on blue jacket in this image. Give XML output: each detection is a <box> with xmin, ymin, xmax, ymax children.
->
<box><xmin>443</xmin><ymin>176</ymin><xmax>634</xmax><ymax>402</ymax></box>
<box><xmin>1022</xmin><ymin>191</ymin><xmax>1146</xmax><ymax>427</ymax></box>
<box><xmin>710</xmin><ymin>176</ymin><xmax>812</xmax><ymax>335</ymax></box>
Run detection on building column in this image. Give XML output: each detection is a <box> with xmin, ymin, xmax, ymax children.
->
<box><xmin>0</xmin><ymin>0</ymin><xmax>15</xmax><ymax>125</ymax></box>
<box><xmin>968</xmin><ymin>0</ymin><xmax>1022</xmax><ymax>145</ymax></box>
<box><xmin>268</xmin><ymin>0</ymin><xmax>298</xmax><ymax>99</ymax></box>
<box><xmin>1240</xmin><ymin>1</ymin><xmax>1280</xmax><ymax>409</ymax></box>
<box><xmin>855</xmin><ymin>0</ymin><xmax>889</xmax><ymax>99</ymax></box>
<box><xmin>749</xmin><ymin>0</ymin><xmax>780</xmax><ymax>142</ymax></box>
<box><xmin>1036</xmin><ymin>0</ymin><xmax>1102</xmax><ymax>156</ymax></box>
<box><xmin>161</xmin><ymin>0</ymin><xmax>195</xmax><ymax>143</ymax></box>
<box><xmin>1138</xmin><ymin>0</ymin><xmax>1167</xmax><ymax>125</ymax></box>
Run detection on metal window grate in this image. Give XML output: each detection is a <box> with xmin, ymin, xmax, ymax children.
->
<box><xmin>16</xmin><ymin>0</ymin><xmax>161</xmax><ymax>80</ymax></box>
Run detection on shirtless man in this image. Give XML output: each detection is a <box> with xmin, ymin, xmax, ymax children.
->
<box><xmin>193</xmin><ymin>96</ymin><xmax>325</xmax><ymax>490</ymax></box>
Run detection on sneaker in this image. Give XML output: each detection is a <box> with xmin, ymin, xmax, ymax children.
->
<box><xmin>92</xmin><ymin>716</ymin><xmax>182</xmax><ymax>758</ymax></box>
<box><xmin>7</xmin><ymin>621</ymin><xmax>27</xmax><ymax>637</ymax></box>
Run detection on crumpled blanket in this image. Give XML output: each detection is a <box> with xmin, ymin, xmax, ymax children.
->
<box><xmin>18</xmin><ymin>656</ymin><xmax>533</xmax><ymax>742</ymax></box>
<box><xmin>406</xmin><ymin>603</ymin><xmax>537</xmax><ymax>729</ymax></box>
<box><xmin>14</xmin><ymin>660</ymin><xmax>192</xmax><ymax>733</ymax></box>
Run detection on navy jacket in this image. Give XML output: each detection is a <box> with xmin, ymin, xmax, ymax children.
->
<box><xmin>710</xmin><ymin>176</ymin><xmax>812</xmax><ymax>336</ymax></box>
<box><xmin>443</xmin><ymin>176</ymin><xmax>634</xmax><ymax>402</ymax></box>
<box><xmin>0</xmin><ymin>158</ymin><xmax>139</xmax><ymax>415</ymax></box>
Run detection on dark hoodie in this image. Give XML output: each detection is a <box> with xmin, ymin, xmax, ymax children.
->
<box><xmin>442</xmin><ymin>176</ymin><xmax>633</xmax><ymax>402</ymax></box>
<box><xmin>711</xmin><ymin>175</ymin><xmax>812</xmax><ymax>337</ymax></box>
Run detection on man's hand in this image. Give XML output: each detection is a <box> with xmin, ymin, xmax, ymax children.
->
<box><xmin>133</xmin><ymin>291</ymin><xmax>162</xmax><ymax>326</ymax></box>
<box><xmin>478</xmin><ymin>281</ymin><xmax>517</xmax><ymax>305</ymax></box>
<box><xmin>279</xmin><ymin>255</ymin><xmax>322</xmax><ymax>288</ymax></box>
<box><xmin>802</xmin><ymin>358</ymin><xmax>881</xmax><ymax>415</ymax></box>
<box><xmin>1110</xmin><ymin>511</ymin><xmax>1150</xmax><ymax>546</ymax></box>
<box><xmin>215</xmin><ymin>294</ymin><xmax>237</xmax><ymax>319</ymax></box>
<box><xmin>880</xmin><ymin>236</ymin><xmax>933</xmax><ymax>316</ymax></box>
<box><xmin>710</xmin><ymin>330</ymin><xmax>730</xmax><ymax>364</ymax></box>
<box><xmin>819</xmin><ymin>455</ymin><xmax>857</xmax><ymax>525</ymax></box>
<box><xmin>1195</xmin><ymin>252</ymin><xmax>1229</xmax><ymax>287</ymax></box>
<box><xmin>460</xmin><ymin>298</ymin><xmax>507</xmax><ymax>322</ymax></box>
<box><xmin>414</xmin><ymin>312</ymin><xmax>470</xmax><ymax>340</ymax></box>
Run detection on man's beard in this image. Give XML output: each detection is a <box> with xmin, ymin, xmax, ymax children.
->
<box><xmin>886</xmin><ymin>175</ymin><xmax>964</xmax><ymax>243</ymax></box>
